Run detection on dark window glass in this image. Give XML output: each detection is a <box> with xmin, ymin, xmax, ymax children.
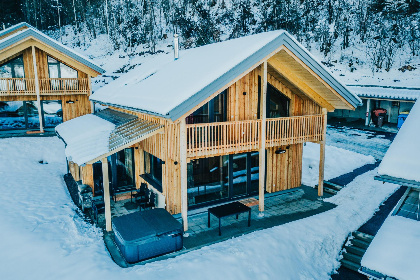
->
<box><xmin>115</xmin><ymin>148</ymin><xmax>135</xmax><ymax>189</ymax></box>
<box><xmin>186</xmin><ymin>90</ymin><xmax>227</xmax><ymax>124</ymax></box>
<box><xmin>42</xmin><ymin>100</ymin><xmax>63</xmax><ymax>127</ymax></box>
<box><xmin>0</xmin><ymin>56</ymin><xmax>25</xmax><ymax>92</ymax></box>
<box><xmin>232</xmin><ymin>153</ymin><xmax>247</xmax><ymax>197</ymax></box>
<box><xmin>249</xmin><ymin>152</ymin><xmax>259</xmax><ymax>193</ymax></box>
<box><xmin>188</xmin><ymin>155</ymin><xmax>229</xmax><ymax>206</ymax></box>
<box><xmin>0</xmin><ymin>101</ymin><xmax>25</xmax><ymax>129</ymax></box>
<box><xmin>47</xmin><ymin>56</ymin><xmax>78</xmax><ymax>78</ymax></box>
<box><xmin>267</xmin><ymin>84</ymin><xmax>290</xmax><ymax>118</ymax></box>
<box><xmin>144</xmin><ymin>152</ymin><xmax>163</xmax><ymax>192</ymax></box>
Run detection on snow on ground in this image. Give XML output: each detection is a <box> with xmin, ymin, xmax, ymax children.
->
<box><xmin>0</xmin><ymin>137</ymin><xmax>397</xmax><ymax>279</ymax></box>
<box><xmin>302</xmin><ymin>142</ymin><xmax>375</xmax><ymax>187</ymax></box>
<box><xmin>361</xmin><ymin>216</ymin><xmax>420</xmax><ymax>280</ymax></box>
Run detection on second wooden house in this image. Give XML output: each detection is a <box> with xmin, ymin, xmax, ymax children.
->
<box><xmin>0</xmin><ymin>22</ymin><xmax>104</xmax><ymax>133</ymax></box>
<box><xmin>56</xmin><ymin>31</ymin><xmax>361</xmax><ymax>231</ymax></box>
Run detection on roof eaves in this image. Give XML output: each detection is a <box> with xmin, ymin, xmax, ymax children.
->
<box><xmin>374</xmin><ymin>174</ymin><xmax>420</xmax><ymax>189</ymax></box>
<box><xmin>91</xmin><ymin>100</ymin><xmax>169</xmax><ymax>120</ymax></box>
<box><xmin>167</xmin><ymin>31</ymin><xmax>362</xmax><ymax>121</ymax></box>
<box><xmin>0</xmin><ymin>28</ymin><xmax>105</xmax><ymax>74</ymax></box>
<box><xmin>0</xmin><ymin>22</ymin><xmax>32</xmax><ymax>38</ymax></box>
<box><xmin>280</xmin><ymin>33</ymin><xmax>363</xmax><ymax>108</ymax></box>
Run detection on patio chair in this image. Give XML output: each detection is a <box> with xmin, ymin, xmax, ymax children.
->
<box><xmin>131</xmin><ymin>183</ymin><xmax>147</xmax><ymax>202</ymax></box>
<box><xmin>143</xmin><ymin>192</ymin><xmax>156</xmax><ymax>210</ymax></box>
<box><xmin>91</xmin><ymin>197</ymin><xmax>105</xmax><ymax>224</ymax></box>
<box><xmin>137</xmin><ymin>188</ymin><xmax>150</xmax><ymax>210</ymax></box>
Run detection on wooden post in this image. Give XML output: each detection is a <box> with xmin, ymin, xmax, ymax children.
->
<box><xmin>318</xmin><ymin>108</ymin><xmax>328</xmax><ymax>196</ymax></box>
<box><xmin>101</xmin><ymin>157</ymin><xmax>112</xmax><ymax>231</ymax></box>
<box><xmin>259</xmin><ymin>62</ymin><xmax>267</xmax><ymax>212</ymax></box>
<box><xmin>180</xmin><ymin>118</ymin><xmax>188</xmax><ymax>231</ymax></box>
<box><xmin>88</xmin><ymin>75</ymin><xmax>94</xmax><ymax>113</ymax></box>
<box><xmin>365</xmin><ymin>99</ymin><xmax>371</xmax><ymax>126</ymax></box>
<box><xmin>31</xmin><ymin>46</ymin><xmax>44</xmax><ymax>133</ymax></box>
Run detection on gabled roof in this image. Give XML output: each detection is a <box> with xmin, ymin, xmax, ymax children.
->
<box><xmin>91</xmin><ymin>31</ymin><xmax>361</xmax><ymax>121</ymax></box>
<box><xmin>377</xmin><ymin>100</ymin><xmax>420</xmax><ymax>184</ymax></box>
<box><xmin>0</xmin><ymin>22</ymin><xmax>105</xmax><ymax>75</ymax></box>
<box><xmin>348</xmin><ymin>85</ymin><xmax>420</xmax><ymax>101</ymax></box>
<box><xmin>55</xmin><ymin>109</ymin><xmax>163</xmax><ymax>165</ymax></box>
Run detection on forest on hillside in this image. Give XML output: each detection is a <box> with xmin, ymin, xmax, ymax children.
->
<box><xmin>1</xmin><ymin>0</ymin><xmax>419</xmax><ymax>72</ymax></box>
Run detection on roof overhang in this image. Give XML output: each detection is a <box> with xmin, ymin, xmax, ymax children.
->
<box><xmin>91</xmin><ymin>31</ymin><xmax>361</xmax><ymax>121</ymax></box>
<box><xmin>0</xmin><ymin>25</ymin><xmax>105</xmax><ymax>76</ymax></box>
<box><xmin>56</xmin><ymin>109</ymin><xmax>164</xmax><ymax>165</ymax></box>
<box><xmin>374</xmin><ymin>175</ymin><xmax>420</xmax><ymax>190</ymax></box>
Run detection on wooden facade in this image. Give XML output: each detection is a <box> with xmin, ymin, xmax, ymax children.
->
<box><xmin>62</xmin><ymin>42</ymin><xmax>359</xmax><ymax>232</ymax></box>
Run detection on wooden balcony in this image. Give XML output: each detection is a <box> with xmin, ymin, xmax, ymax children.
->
<box><xmin>0</xmin><ymin>78</ymin><xmax>90</xmax><ymax>96</ymax></box>
<box><xmin>186</xmin><ymin>114</ymin><xmax>325</xmax><ymax>159</ymax></box>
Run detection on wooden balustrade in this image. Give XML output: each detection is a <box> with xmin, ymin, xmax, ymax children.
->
<box><xmin>39</xmin><ymin>78</ymin><xmax>90</xmax><ymax>95</ymax></box>
<box><xmin>186</xmin><ymin>114</ymin><xmax>325</xmax><ymax>159</ymax></box>
<box><xmin>0</xmin><ymin>78</ymin><xmax>90</xmax><ymax>96</ymax></box>
<box><xmin>266</xmin><ymin>114</ymin><xmax>324</xmax><ymax>147</ymax></box>
<box><xmin>187</xmin><ymin>120</ymin><xmax>261</xmax><ymax>158</ymax></box>
<box><xmin>0</xmin><ymin>78</ymin><xmax>36</xmax><ymax>95</ymax></box>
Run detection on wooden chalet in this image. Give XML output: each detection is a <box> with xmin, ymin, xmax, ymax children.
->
<box><xmin>56</xmin><ymin>31</ymin><xmax>361</xmax><ymax>232</ymax></box>
<box><xmin>0</xmin><ymin>23</ymin><xmax>104</xmax><ymax>132</ymax></box>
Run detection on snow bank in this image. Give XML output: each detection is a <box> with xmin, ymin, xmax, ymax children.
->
<box><xmin>378</xmin><ymin>100</ymin><xmax>420</xmax><ymax>182</ymax></box>
<box><xmin>302</xmin><ymin>142</ymin><xmax>375</xmax><ymax>186</ymax></box>
<box><xmin>362</xmin><ymin>216</ymin><xmax>420</xmax><ymax>280</ymax></box>
<box><xmin>55</xmin><ymin>114</ymin><xmax>115</xmax><ymax>165</ymax></box>
<box><xmin>0</xmin><ymin>137</ymin><xmax>397</xmax><ymax>280</ymax></box>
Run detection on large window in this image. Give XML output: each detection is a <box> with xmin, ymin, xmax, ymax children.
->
<box><xmin>188</xmin><ymin>155</ymin><xmax>229</xmax><ymax>205</ymax></box>
<box><xmin>48</xmin><ymin>56</ymin><xmax>78</xmax><ymax>78</ymax></box>
<box><xmin>0</xmin><ymin>56</ymin><xmax>25</xmax><ymax>91</ymax></box>
<box><xmin>267</xmin><ymin>84</ymin><xmax>290</xmax><ymax>118</ymax></box>
<box><xmin>188</xmin><ymin>152</ymin><xmax>259</xmax><ymax>207</ymax></box>
<box><xmin>0</xmin><ymin>100</ymin><xmax>63</xmax><ymax>130</ymax></box>
<box><xmin>186</xmin><ymin>90</ymin><xmax>227</xmax><ymax>124</ymax></box>
<box><xmin>143</xmin><ymin>151</ymin><xmax>163</xmax><ymax>192</ymax></box>
<box><xmin>0</xmin><ymin>56</ymin><xmax>24</xmax><ymax>78</ymax></box>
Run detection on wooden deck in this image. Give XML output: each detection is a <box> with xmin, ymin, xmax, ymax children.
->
<box><xmin>186</xmin><ymin>114</ymin><xmax>325</xmax><ymax>158</ymax></box>
<box><xmin>0</xmin><ymin>77</ymin><xmax>90</xmax><ymax>96</ymax></box>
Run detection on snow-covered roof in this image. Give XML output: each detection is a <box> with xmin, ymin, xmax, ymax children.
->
<box><xmin>0</xmin><ymin>22</ymin><xmax>105</xmax><ymax>75</ymax></box>
<box><xmin>55</xmin><ymin>109</ymin><xmax>163</xmax><ymax>165</ymax></box>
<box><xmin>361</xmin><ymin>216</ymin><xmax>420</xmax><ymax>280</ymax></box>
<box><xmin>348</xmin><ymin>85</ymin><xmax>420</xmax><ymax>101</ymax></box>
<box><xmin>378</xmin><ymin>100</ymin><xmax>420</xmax><ymax>183</ymax></box>
<box><xmin>91</xmin><ymin>31</ymin><xmax>361</xmax><ymax>121</ymax></box>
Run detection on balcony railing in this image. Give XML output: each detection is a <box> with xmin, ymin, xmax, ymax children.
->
<box><xmin>265</xmin><ymin>114</ymin><xmax>324</xmax><ymax>147</ymax></box>
<box><xmin>187</xmin><ymin>120</ymin><xmax>261</xmax><ymax>158</ymax></box>
<box><xmin>186</xmin><ymin>114</ymin><xmax>325</xmax><ymax>158</ymax></box>
<box><xmin>0</xmin><ymin>78</ymin><xmax>90</xmax><ymax>96</ymax></box>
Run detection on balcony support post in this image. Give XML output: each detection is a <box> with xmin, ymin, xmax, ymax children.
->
<box><xmin>259</xmin><ymin>62</ymin><xmax>267</xmax><ymax>213</ymax></box>
<box><xmin>180</xmin><ymin>118</ymin><xmax>189</xmax><ymax>232</ymax></box>
<box><xmin>101</xmin><ymin>157</ymin><xmax>112</xmax><ymax>231</ymax></box>
<box><xmin>31</xmin><ymin>46</ymin><xmax>44</xmax><ymax>133</ymax></box>
<box><xmin>318</xmin><ymin>108</ymin><xmax>328</xmax><ymax>196</ymax></box>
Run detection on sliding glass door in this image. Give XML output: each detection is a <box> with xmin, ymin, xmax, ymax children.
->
<box><xmin>188</xmin><ymin>152</ymin><xmax>260</xmax><ymax>207</ymax></box>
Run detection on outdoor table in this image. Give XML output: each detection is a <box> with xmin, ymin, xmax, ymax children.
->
<box><xmin>208</xmin><ymin>201</ymin><xmax>251</xmax><ymax>236</ymax></box>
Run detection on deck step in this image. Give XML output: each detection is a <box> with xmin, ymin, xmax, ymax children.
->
<box><xmin>344</xmin><ymin>245</ymin><xmax>366</xmax><ymax>257</ymax></box>
<box><xmin>349</xmin><ymin>238</ymin><xmax>371</xmax><ymax>250</ymax></box>
<box><xmin>324</xmin><ymin>181</ymin><xmax>344</xmax><ymax>191</ymax></box>
<box><xmin>342</xmin><ymin>251</ymin><xmax>362</xmax><ymax>264</ymax></box>
<box><xmin>352</xmin><ymin>231</ymin><xmax>374</xmax><ymax>243</ymax></box>
<box><xmin>341</xmin><ymin>259</ymin><xmax>360</xmax><ymax>272</ymax></box>
<box><xmin>323</xmin><ymin>186</ymin><xmax>339</xmax><ymax>195</ymax></box>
